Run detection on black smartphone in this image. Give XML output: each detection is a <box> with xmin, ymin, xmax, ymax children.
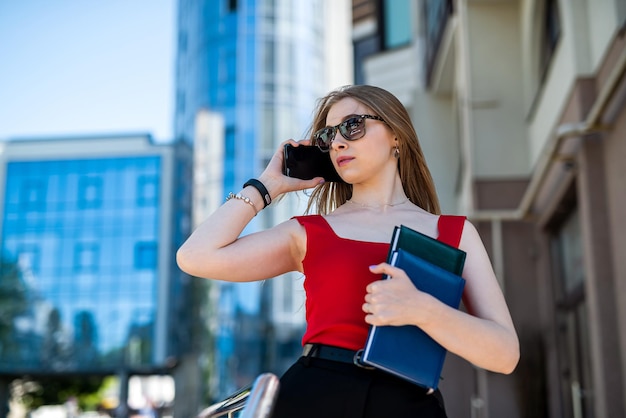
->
<box><xmin>282</xmin><ymin>144</ymin><xmax>345</xmax><ymax>183</ymax></box>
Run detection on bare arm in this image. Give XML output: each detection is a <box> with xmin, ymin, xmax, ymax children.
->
<box><xmin>364</xmin><ymin>220</ymin><xmax>519</xmax><ymax>374</ymax></box>
<box><xmin>176</xmin><ymin>140</ymin><xmax>323</xmax><ymax>282</ymax></box>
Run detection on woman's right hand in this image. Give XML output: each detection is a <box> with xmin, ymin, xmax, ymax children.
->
<box><xmin>257</xmin><ymin>139</ymin><xmax>325</xmax><ymax>200</ymax></box>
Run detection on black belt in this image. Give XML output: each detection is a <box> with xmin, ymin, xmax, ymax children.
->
<box><xmin>302</xmin><ymin>343</ymin><xmax>436</xmax><ymax>395</ymax></box>
<box><xmin>302</xmin><ymin>343</ymin><xmax>374</xmax><ymax>369</ymax></box>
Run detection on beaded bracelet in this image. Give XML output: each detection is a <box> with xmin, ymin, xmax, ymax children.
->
<box><xmin>243</xmin><ymin>178</ymin><xmax>271</xmax><ymax>208</ymax></box>
<box><xmin>226</xmin><ymin>192</ymin><xmax>258</xmax><ymax>216</ymax></box>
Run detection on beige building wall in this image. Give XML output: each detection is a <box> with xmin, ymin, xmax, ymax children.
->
<box><xmin>355</xmin><ymin>0</ymin><xmax>626</xmax><ymax>416</ymax></box>
<box><xmin>465</xmin><ymin>2</ymin><xmax>528</xmax><ymax>179</ymax></box>
<box><xmin>473</xmin><ymin>1</ymin><xmax>626</xmax><ymax>417</ymax></box>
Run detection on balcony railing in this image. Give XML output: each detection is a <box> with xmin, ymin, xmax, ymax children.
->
<box><xmin>196</xmin><ymin>373</ymin><xmax>280</xmax><ymax>418</ymax></box>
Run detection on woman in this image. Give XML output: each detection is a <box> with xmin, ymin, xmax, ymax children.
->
<box><xmin>177</xmin><ymin>85</ymin><xmax>519</xmax><ymax>417</ymax></box>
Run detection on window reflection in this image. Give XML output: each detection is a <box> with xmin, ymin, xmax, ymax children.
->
<box><xmin>0</xmin><ymin>156</ymin><xmax>161</xmax><ymax>372</ymax></box>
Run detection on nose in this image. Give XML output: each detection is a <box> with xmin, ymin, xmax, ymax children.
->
<box><xmin>330</xmin><ymin>132</ymin><xmax>348</xmax><ymax>151</ymax></box>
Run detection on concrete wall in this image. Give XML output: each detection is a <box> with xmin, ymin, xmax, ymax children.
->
<box><xmin>467</xmin><ymin>2</ymin><xmax>528</xmax><ymax>178</ymax></box>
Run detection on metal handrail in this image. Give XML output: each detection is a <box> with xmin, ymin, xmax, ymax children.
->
<box><xmin>240</xmin><ymin>373</ymin><xmax>280</xmax><ymax>418</ymax></box>
<box><xmin>196</xmin><ymin>373</ymin><xmax>280</xmax><ymax>418</ymax></box>
<box><xmin>196</xmin><ymin>384</ymin><xmax>251</xmax><ymax>418</ymax></box>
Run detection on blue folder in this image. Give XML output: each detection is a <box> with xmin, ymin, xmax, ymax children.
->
<box><xmin>362</xmin><ymin>249</ymin><xmax>466</xmax><ymax>390</ymax></box>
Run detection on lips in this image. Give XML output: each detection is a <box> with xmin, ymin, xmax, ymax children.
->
<box><xmin>336</xmin><ymin>156</ymin><xmax>354</xmax><ymax>167</ymax></box>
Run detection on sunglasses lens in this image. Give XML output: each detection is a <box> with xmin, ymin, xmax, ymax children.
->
<box><xmin>314</xmin><ymin>127</ymin><xmax>334</xmax><ymax>150</ymax></box>
<box><xmin>339</xmin><ymin>117</ymin><xmax>366</xmax><ymax>140</ymax></box>
<box><xmin>314</xmin><ymin>116</ymin><xmax>374</xmax><ymax>151</ymax></box>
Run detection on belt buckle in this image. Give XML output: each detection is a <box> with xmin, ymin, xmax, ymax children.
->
<box><xmin>302</xmin><ymin>344</ymin><xmax>314</xmax><ymax>357</ymax></box>
<box><xmin>353</xmin><ymin>349</ymin><xmax>375</xmax><ymax>370</ymax></box>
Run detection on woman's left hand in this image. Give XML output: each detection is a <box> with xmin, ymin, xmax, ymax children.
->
<box><xmin>363</xmin><ymin>263</ymin><xmax>435</xmax><ymax>327</ymax></box>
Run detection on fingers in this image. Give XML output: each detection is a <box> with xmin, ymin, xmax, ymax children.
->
<box><xmin>302</xmin><ymin>177</ymin><xmax>326</xmax><ymax>187</ymax></box>
<box><xmin>281</xmin><ymin>138</ymin><xmax>313</xmax><ymax>148</ymax></box>
<box><xmin>259</xmin><ymin>140</ymin><xmax>324</xmax><ymax>194</ymax></box>
<box><xmin>362</xmin><ymin>302</ymin><xmax>378</xmax><ymax>326</ymax></box>
<box><xmin>368</xmin><ymin>262</ymin><xmax>399</xmax><ymax>277</ymax></box>
<box><xmin>364</xmin><ymin>264</ymin><xmax>419</xmax><ymax>326</ymax></box>
<box><xmin>366</xmin><ymin>263</ymin><xmax>404</xmax><ymax>293</ymax></box>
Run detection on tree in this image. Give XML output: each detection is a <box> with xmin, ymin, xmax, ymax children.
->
<box><xmin>0</xmin><ymin>257</ymin><xmax>30</xmax><ymax>363</ymax></box>
<box><xmin>10</xmin><ymin>375</ymin><xmax>106</xmax><ymax>411</ymax></box>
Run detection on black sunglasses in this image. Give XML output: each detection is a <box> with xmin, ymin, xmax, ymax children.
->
<box><xmin>313</xmin><ymin>114</ymin><xmax>386</xmax><ymax>152</ymax></box>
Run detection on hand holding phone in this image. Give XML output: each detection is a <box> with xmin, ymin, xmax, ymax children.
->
<box><xmin>282</xmin><ymin>144</ymin><xmax>345</xmax><ymax>183</ymax></box>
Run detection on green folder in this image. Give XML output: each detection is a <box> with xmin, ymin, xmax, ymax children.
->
<box><xmin>387</xmin><ymin>225</ymin><xmax>466</xmax><ymax>275</ymax></box>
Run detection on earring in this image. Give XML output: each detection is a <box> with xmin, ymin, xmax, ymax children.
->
<box><xmin>393</xmin><ymin>145</ymin><xmax>400</xmax><ymax>159</ymax></box>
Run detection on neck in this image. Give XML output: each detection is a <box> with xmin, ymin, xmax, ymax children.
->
<box><xmin>346</xmin><ymin>174</ymin><xmax>409</xmax><ymax>208</ymax></box>
<box><xmin>346</xmin><ymin>197</ymin><xmax>409</xmax><ymax>209</ymax></box>
<box><xmin>348</xmin><ymin>180</ymin><xmax>407</xmax><ymax>206</ymax></box>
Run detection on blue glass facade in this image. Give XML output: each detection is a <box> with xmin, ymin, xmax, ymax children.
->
<box><xmin>0</xmin><ymin>155</ymin><xmax>166</xmax><ymax>373</ymax></box>
<box><xmin>175</xmin><ymin>0</ymin><xmax>326</xmax><ymax>190</ymax></box>
<box><xmin>174</xmin><ymin>0</ymin><xmax>329</xmax><ymax>398</ymax></box>
<box><xmin>175</xmin><ymin>0</ymin><xmax>249</xmax><ymax>193</ymax></box>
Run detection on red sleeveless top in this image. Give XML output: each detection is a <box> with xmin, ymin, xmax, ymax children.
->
<box><xmin>293</xmin><ymin>214</ymin><xmax>465</xmax><ymax>350</ymax></box>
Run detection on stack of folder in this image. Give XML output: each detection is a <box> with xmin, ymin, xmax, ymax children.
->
<box><xmin>361</xmin><ymin>225</ymin><xmax>467</xmax><ymax>391</ymax></box>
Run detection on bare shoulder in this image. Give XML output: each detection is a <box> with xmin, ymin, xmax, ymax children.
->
<box><xmin>457</xmin><ymin>219</ymin><xmax>496</xmax><ymax>281</ymax></box>
<box><xmin>458</xmin><ymin>219</ymin><xmax>484</xmax><ymax>249</ymax></box>
<box><xmin>272</xmin><ymin>216</ymin><xmax>308</xmax><ymax>243</ymax></box>
<box><xmin>278</xmin><ymin>216</ymin><xmax>307</xmax><ymax>236</ymax></box>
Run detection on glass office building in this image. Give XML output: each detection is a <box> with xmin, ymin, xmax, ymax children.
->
<box><xmin>175</xmin><ymin>0</ymin><xmax>329</xmax><ymax>186</ymax></box>
<box><xmin>0</xmin><ymin>134</ymin><xmax>192</xmax><ymax>377</ymax></box>
<box><xmin>174</xmin><ymin>0</ymin><xmax>351</xmax><ymax>398</ymax></box>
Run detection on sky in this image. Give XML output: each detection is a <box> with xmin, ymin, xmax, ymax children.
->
<box><xmin>0</xmin><ymin>0</ymin><xmax>176</xmax><ymax>143</ymax></box>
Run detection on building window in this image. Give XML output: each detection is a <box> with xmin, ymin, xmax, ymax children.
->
<box><xmin>224</xmin><ymin>127</ymin><xmax>236</xmax><ymax>190</ymax></box>
<box><xmin>75</xmin><ymin>243</ymin><xmax>99</xmax><ymax>273</ymax></box>
<box><xmin>548</xmin><ymin>186</ymin><xmax>593</xmax><ymax>418</ymax></box>
<box><xmin>556</xmin><ymin>208</ymin><xmax>584</xmax><ymax>293</ymax></box>
<box><xmin>17</xmin><ymin>244</ymin><xmax>40</xmax><ymax>274</ymax></box>
<box><xmin>178</xmin><ymin>31</ymin><xmax>188</xmax><ymax>53</ymax></box>
<box><xmin>539</xmin><ymin>0</ymin><xmax>561</xmax><ymax>82</ymax></box>
<box><xmin>176</xmin><ymin>90</ymin><xmax>186</xmax><ymax>114</ymax></box>
<box><xmin>137</xmin><ymin>175</ymin><xmax>159</xmax><ymax>207</ymax></box>
<box><xmin>423</xmin><ymin>0</ymin><xmax>453</xmax><ymax>86</ymax></box>
<box><xmin>354</xmin><ymin>35</ymin><xmax>382</xmax><ymax>85</ymax></box>
<box><xmin>382</xmin><ymin>0</ymin><xmax>412</xmax><ymax>49</ymax></box>
<box><xmin>135</xmin><ymin>242</ymin><xmax>157</xmax><ymax>270</ymax></box>
<box><xmin>262</xmin><ymin>40</ymin><xmax>275</xmax><ymax>75</ymax></box>
<box><xmin>619</xmin><ymin>0</ymin><xmax>626</xmax><ymax>30</ymax></box>
<box><xmin>21</xmin><ymin>179</ymin><xmax>45</xmax><ymax>210</ymax></box>
<box><xmin>78</xmin><ymin>176</ymin><xmax>103</xmax><ymax>209</ymax></box>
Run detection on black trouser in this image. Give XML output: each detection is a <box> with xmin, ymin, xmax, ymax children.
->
<box><xmin>272</xmin><ymin>355</ymin><xmax>447</xmax><ymax>418</ymax></box>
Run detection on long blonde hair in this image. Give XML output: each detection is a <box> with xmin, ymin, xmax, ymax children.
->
<box><xmin>305</xmin><ymin>85</ymin><xmax>441</xmax><ymax>215</ymax></box>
